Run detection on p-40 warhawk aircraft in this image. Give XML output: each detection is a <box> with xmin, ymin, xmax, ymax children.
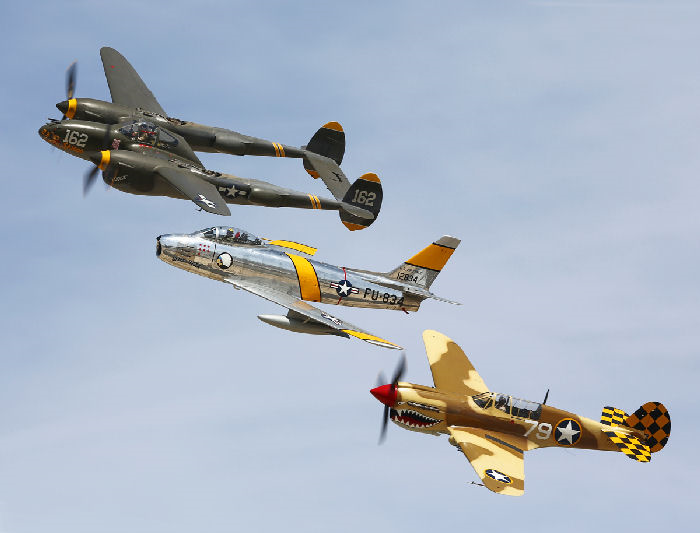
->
<box><xmin>371</xmin><ymin>330</ymin><xmax>671</xmax><ymax>495</ymax></box>
<box><xmin>156</xmin><ymin>227</ymin><xmax>461</xmax><ymax>349</ymax></box>
<box><xmin>39</xmin><ymin>47</ymin><xmax>378</xmax><ymax>230</ymax></box>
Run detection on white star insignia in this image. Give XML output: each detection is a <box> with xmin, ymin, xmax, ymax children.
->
<box><xmin>485</xmin><ymin>469</ymin><xmax>511</xmax><ymax>483</ymax></box>
<box><xmin>338</xmin><ymin>281</ymin><xmax>352</xmax><ymax>296</ymax></box>
<box><xmin>556</xmin><ymin>420</ymin><xmax>580</xmax><ymax>444</ymax></box>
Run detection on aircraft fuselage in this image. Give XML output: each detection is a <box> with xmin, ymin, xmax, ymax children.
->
<box><xmin>157</xmin><ymin>229</ymin><xmax>421</xmax><ymax>311</ymax></box>
<box><xmin>386</xmin><ymin>383</ymin><xmax>647</xmax><ymax>453</ymax></box>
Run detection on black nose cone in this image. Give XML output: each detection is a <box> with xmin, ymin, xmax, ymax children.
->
<box><xmin>56</xmin><ymin>100</ymin><xmax>69</xmax><ymax>114</ymax></box>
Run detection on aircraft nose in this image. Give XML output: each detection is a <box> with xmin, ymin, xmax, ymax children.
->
<box><xmin>157</xmin><ymin>235</ymin><xmax>178</xmax><ymax>257</ymax></box>
<box><xmin>370</xmin><ymin>384</ymin><xmax>397</xmax><ymax>407</ymax></box>
<box><xmin>56</xmin><ymin>100</ymin><xmax>68</xmax><ymax>114</ymax></box>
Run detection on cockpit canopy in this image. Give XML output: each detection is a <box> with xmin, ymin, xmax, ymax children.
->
<box><xmin>197</xmin><ymin>227</ymin><xmax>262</xmax><ymax>246</ymax></box>
<box><xmin>118</xmin><ymin>120</ymin><xmax>178</xmax><ymax>150</ymax></box>
<box><xmin>471</xmin><ymin>392</ymin><xmax>542</xmax><ymax>420</ymax></box>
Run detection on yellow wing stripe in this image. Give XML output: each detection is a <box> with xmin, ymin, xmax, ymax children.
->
<box><xmin>341</xmin><ymin>330</ymin><xmax>401</xmax><ymax>348</ymax></box>
<box><xmin>286</xmin><ymin>253</ymin><xmax>321</xmax><ymax>302</ymax></box>
<box><xmin>405</xmin><ymin>243</ymin><xmax>456</xmax><ymax>272</ymax></box>
<box><xmin>269</xmin><ymin>240</ymin><xmax>317</xmax><ymax>256</ymax></box>
<box><xmin>272</xmin><ymin>143</ymin><xmax>280</xmax><ymax>157</ymax></box>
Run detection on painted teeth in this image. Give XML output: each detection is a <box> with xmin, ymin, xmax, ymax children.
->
<box><xmin>390</xmin><ymin>408</ymin><xmax>439</xmax><ymax>428</ymax></box>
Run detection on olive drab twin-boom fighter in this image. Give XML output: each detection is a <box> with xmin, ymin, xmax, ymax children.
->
<box><xmin>156</xmin><ymin>227</ymin><xmax>461</xmax><ymax>349</ymax></box>
<box><xmin>371</xmin><ymin>330</ymin><xmax>671</xmax><ymax>495</ymax></box>
<box><xmin>38</xmin><ymin>47</ymin><xmax>381</xmax><ymax>230</ymax></box>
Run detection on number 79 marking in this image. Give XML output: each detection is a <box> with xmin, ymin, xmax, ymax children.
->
<box><xmin>523</xmin><ymin>420</ymin><xmax>552</xmax><ymax>440</ymax></box>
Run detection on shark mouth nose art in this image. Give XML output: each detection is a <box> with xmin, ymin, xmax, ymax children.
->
<box><xmin>390</xmin><ymin>408</ymin><xmax>440</xmax><ymax>429</ymax></box>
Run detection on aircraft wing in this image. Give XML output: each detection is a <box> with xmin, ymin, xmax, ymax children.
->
<box><xmin>223</xmin><ymin>277</ymin><xmax>402</xmax><ymax>349</ymax></box>
<box><xmin>303</xmin><ymin>152</ymin><xmax>351</xmax><ymax>201</ymax></box>
<box><xmin>422</xmin><ymin>330</ymin><xmax>489</xmax><ymax>395</ymax></box>
<box><xmin>100</xmin><ymin>47</ymin><xmax>167</xmax><ymax>116</ymax></box>
<box><xmin>448</xmin><ymin>427</ymin><xmax>525</xmax><ymax>496</ymax></box>
<box><xmin>155</xmin><ymin>166</ymin><xmax>231</xmax><ymax>216</ymax></box>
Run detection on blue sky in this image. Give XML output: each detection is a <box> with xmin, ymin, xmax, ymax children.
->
<box><xmin>1</xmin><ymin>1</ymin><xmax>698</xmax><ymax>531</ymax></box>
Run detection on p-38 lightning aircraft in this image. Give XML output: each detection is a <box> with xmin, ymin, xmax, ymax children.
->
<box><xmin>156</xmin><ymin>227</ymin><xmax>461</xmax><ymax>349</ymax></box>
<box><xmin>38</xmin><ymin>47</ymin><xmax>380</xmax><ymax>230</ymax></box>
<box><xmin>371</xmin><ymin>330</ymin><xmax>671</xmax><ymax>495</ymax></box>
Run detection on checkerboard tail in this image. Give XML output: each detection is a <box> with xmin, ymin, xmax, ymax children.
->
<box><xmin>600</xmin><ymin>406</ymin><xmax>629</xmax><ymax>427</ymax></box>
<box><xmin>625</xmin><ymin>402</ymin><xmax>671</xmax><ymax>453</ymax></box>
<box><xmin>603</xmin><ymin>430</ymin><xmax>652</xmax><ymax>462</ymax></box>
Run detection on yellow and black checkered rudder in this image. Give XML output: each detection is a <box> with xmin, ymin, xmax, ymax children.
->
<box><xmin>625</xmin><ymin>402</ymin><xmax>671</xmax><ymax>453</ymax></box>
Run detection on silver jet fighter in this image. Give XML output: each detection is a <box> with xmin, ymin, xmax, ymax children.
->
<box><xmin>157</xmin><ymin>226</ymin><xmax>461</xmax><ymax>349</ymax></box>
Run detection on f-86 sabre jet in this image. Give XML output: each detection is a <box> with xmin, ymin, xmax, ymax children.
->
<box><xmin>371</xmin><ymin>330</ymin><xmax>671</xmax><ymax>495</ymax></box>
<box><xmin>156</xmin><ymin>227</ymin><xmax>461</xmax><ymax>349</ymax></box>
<box><xmin>43</xmin><ymin>47</ymin><xmax>376</xmax><ymax>229</ymax></box>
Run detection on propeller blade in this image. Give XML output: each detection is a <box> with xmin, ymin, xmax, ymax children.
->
<box><xmin>66</xmin><ymin>61</ymin><xmax>77</xmax><ymax>100</ymax></box>
<box><xmin>391</xmin><ymin>352</ymin><xmax>407</xmax><ymax>386</ymax></box>
<box><xmin>376</xmin><ymin>371</ymin><xmax>387</xmax><ymax>389</ymax></box>
<box><xmin>83</xmin><ymin>165</ymin><xmax>99</xmax><ymax>196</ymax></box>
<box><xmin>379</xmin><ymin>404</ymin><xmax>389</xmax><ymax>444</ymax></box>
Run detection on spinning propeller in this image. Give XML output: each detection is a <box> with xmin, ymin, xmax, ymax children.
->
<box><xmin>60</xmin><ymin>61</ymin><xmax>77</xmax><ymax>120</ymax></box>
<box><xmin>85</xmin><ymin>150</ymin><xmax>116</xmax><ymax>196</ymax></box>
<box><xmin>371</xmin><ymin>352</ymin><xmax>406</xmax><ymax>444</ymax></box>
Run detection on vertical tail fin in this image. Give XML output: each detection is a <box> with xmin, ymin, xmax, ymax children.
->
<box><xmin>387</xmin><ymin>236</ymin><xmax>460</xmax><ymax>289</ymax></box>
<box><xmin>625</xmin><ymin>402</ymin><xmax>671</xmax><ymax>453</ymax></box>
<box><xmin>304</xmin><ymin>121</ymin><xmax>345</xmax><ymax>169</ymax></box>
<box><xmin>339</xmin><ymin>173</ymin><xmax>383</xmax><ymax>231</ymax></box>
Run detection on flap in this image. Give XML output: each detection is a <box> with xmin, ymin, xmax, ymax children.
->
<box><xmin>448</xmin><ymin>427</ymin><xmax>525</xmax><ymax>496</ymax></box>
<box><xmin>423</xmin><ymin>330</ymin><xmax>488</xmax><ymax>396</ymax></box>
<box><xmin>155</xmin><ymin>166</ymin><xmax>230</xmax><ymax>216</ymax></box>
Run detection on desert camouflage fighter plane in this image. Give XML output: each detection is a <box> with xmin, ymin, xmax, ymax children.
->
<box><xmin>157</xmin><ymin>227</ymin><xmax>461</xmax><ymax>349</ymax></box>
<box><xmin>38</xmin><ymin>48</ymin><xmax>380</xmax><ymax>230</ymax></box>
<box><xmin>371</xmin><ymin>330</ymin><xmax>671</xmax><ymax>495</ymax></box>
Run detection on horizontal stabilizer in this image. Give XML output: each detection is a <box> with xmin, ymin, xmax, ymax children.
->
<box><xmin>601</xmin><ymin>406</ymin><xmax>629</xmax><ymax>427</ymax></box>
<box><xmin>604</xmin><ymin>430</ymin><xmax>651</xmax><ymax>462</ymax></box>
